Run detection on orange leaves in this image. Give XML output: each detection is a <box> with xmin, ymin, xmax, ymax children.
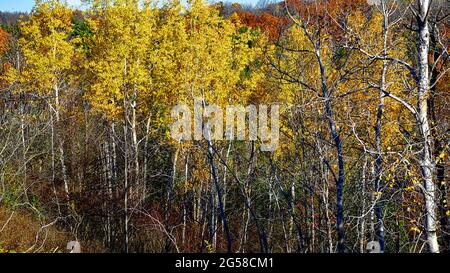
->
<box><xmin>284</xmin><ymin>0</ymin><xmax>369</xmax><ymax>16</ymax></box>
<box><xmin>0</xmin><ymin>28</ymin><xmax>9</xmax><ymax>54</ymax></box>
<box><xmin>234</xmin><ymin>0</ymin><xmax>372</xmax><ymax>44</ymax></box>
<box><xmin>283</xmin><ymin>0</ymin><xmax>370</xmax><ymax>41</ymax></box>
<box><xmin>236</xmin><ymin>11</ymin><xmax>288</xmax><ymax>41</ymax></box>
<box><xmin>0</xmin><ymin>28</ymin><xmax>11</xmax><ymax>88</ymax></box>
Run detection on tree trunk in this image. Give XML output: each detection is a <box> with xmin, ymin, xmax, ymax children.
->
<box><xmin>360</xmin><ymin>156</ymin><xmax>367</xmax><ymax>253</ymax></box>
<box><xmin>123</xmin><ymin>121</ymin><xmax>129</xmax><ymax>253</ymax></box>
<box><xmin>182</xmin><ymin>152</ymin><xmax>189</xmax><ymax>247</ymax></box>
<box><xmin>429</xmin><ymin>19</ymin><xmax>449</xmax><ymax>254</ymax></box>
<box><xmin>54</xmin><ymin>83</ymin><xmax>69</xmax><ymax>200</ymax></box>
<box><xmin>417</xmin><ymin>0</ymin><xmax>439</xmax><ymax>253</ymax></box>
<box><xmin>142</xmin><ymin>116</ymin><xmax>151</xmax><ymax>203</ymax></box>
<box><xmin>165</xmin><ymin>146</ymin><xmax>179</xmax><ymax>220</ymax></box>
<box><xmin>201</xmin><ymin>98</ymin><xmax>232</xmax><ymax>253</ymax></box>
<box><xmin>20</xmin><ymin>93</ymin><xmax>28</xmax><ymax>203</ymax></box>
<box><xmin>50</xmin><ymin>107</ymin><xmax>61</xmax><ymax>215</ymax></box>
<box><xmin>123</xmin><ymin>57</ymin><xmax>130</xmax><ymax>253</ymax></box>
<box><xmin>316</xmin><ymin>47</ymin><xmax>345</xmax><ymax>252</ymax></box>
<box><xmin>373</xmin><ymin>1</ymin><xmax>388</xmax><ymax>252</ymax></box>
<box><xmin>131</xmin><ymin>98</ymin><xmax>139</xmax><ymax>200</ymax></box>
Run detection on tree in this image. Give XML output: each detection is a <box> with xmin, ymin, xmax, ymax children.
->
<box><xmin>415</xmin><ymin>0</ymin><xmax>439</xmax><ymax>253</ymax></box>
<box><xmin>0</xmin><ymin>0</ymin><xmax>448</xmax><ymax>254</ymax></box>
<box><xmin>5</xmin><ymin>0</ymin><xmax>79</xmax><ymax>200</ymax></box>
<box><xmin>86</xmin><ymin>0</ymin><xmax>155</xmax><ymax>253</ymax></box>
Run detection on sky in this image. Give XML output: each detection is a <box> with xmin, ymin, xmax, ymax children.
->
<box><xmin>0</xmin><ymin>0</ymin><xmax>263</xmax><ymax>12</ymax></box>
<box><xmin>0</xmin><ymin>0</ymin><xmax>82</xmax><ymax>12</ymax></box>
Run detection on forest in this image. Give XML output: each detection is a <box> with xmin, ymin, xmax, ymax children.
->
<box><xmin>0</xmin><ymin>0</ymin><xmax>448</xmax><ymax>253</ymax></box>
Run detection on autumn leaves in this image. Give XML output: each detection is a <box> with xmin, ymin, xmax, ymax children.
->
<box><xmin>0</xmin><ymin>0</ymin><xmax>447</xmax><ymax>253</ymax></box>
